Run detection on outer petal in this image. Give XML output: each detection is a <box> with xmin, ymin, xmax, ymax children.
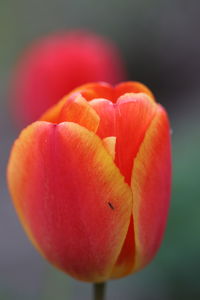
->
<box><xmin>131</xmin><ymin>106</ymin><xmax>171</xmax><ymax>272</ymax></box>
<box><xmin>7</xmin><ymin>121</ymin><xmax>132</xmax><ymax>282</ymax></box>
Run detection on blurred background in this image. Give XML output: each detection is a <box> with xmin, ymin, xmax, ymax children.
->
<box><xmin>1</xmin><ymin>0</ymin><xmax>200</xmax><ymax>299</ymax></box>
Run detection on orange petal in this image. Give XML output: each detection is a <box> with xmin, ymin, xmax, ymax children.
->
<box><xmin>7</xmin><ymin>121</ymin><xmax>132</xmax><ymax>282</ymax></box>
<box><xmin>40</xmin><ymin>82</ymin><xmax>114</xmax><ymax>122</ymax></box>
<box><xmin>40</xmin><ymin>93</ymin><xmax>100</xmax><ymax>132</ymax></box>
<box><xmin>77</xmin><ymin>82</ymin><xmax>113</xmax><ymax>101</ymax></box>
<box><xmin>115</xmin><ymin>81</ymin><xmax>155</xmax><ymax>101</ymax></box>
<box><xmin>131</xmin><ymin>106</ymin><xmax>171</xmax><ymax>272</ymax></box>
<box><xmin>39</xmin><ymin>81</ymin><xmax>114</xmax><ymax>127</ymax></box>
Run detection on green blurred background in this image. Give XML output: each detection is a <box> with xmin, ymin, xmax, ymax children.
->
<box><xmin>1</xmin><ymin>0</ymin><xmax>200</xmax><ymax>299</ymax></box>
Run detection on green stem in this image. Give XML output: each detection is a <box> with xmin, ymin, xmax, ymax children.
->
<box><xmin>93</xmin><ymin>282</ymin><xmax>106</xmax><ymax>300</ymax></box>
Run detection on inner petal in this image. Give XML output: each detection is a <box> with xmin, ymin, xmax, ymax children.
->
<box><xmin>89</xmin><ymin>93</ymin><xmax>157</xmax><ymax>185</ymax></box>
<box><xmin>40</xmin><ymin>93</ymin><xmax>100</xmax><ymax>132</ymax></box>
<box><xmin>114</xmin><ymin>81</ymin><xmax>155</xmax><ymax>101</ymax></box>
<box><xmin>89</xmin><ymin>99</ymin><xmax>116</xmax><ymax>138</ymax></box>
<box><xmin>102</xmin><ymin>137</ymin><xmax>116</xmax><ymax>160</ymax></box>
<box><xmin>114</xmin><ymin>93</ymin><xmax>157</xmax><ymax>184</ymax></box>
<box><xmin>78</xmin><ymin>82</ymin><xmax>114</xmax><ymax>101</ymax></box>
<box><xmin>111</xmin><ymin>215</ymin><xmax>135</xmax><ymax>278</ymax></box>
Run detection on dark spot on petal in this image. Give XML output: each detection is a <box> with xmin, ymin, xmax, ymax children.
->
<box><xmin>108</xmin><ymin>202</ymin><xmax>114</xmax><ymax>210</ymax></box>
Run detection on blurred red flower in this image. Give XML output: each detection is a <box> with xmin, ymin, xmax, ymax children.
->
<box><xmin>11</xmin><ymin>30</ymin><xmax>126</xmax><ymax>125</ymax></box>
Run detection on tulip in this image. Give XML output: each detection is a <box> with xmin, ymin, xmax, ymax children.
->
<box><xmin>7</xmin><ymin>81</ymin><xmax>171</xmax><ymax>283</ymax></box>
<box><xmin>11</xmin><ymin>30</ymin><xmax>126</xmax><ymax>125</ymax></box>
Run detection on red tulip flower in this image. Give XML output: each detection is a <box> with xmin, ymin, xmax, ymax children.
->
<box><xmin>11</xmin><ymin>31</ymin><xmax>126</xmax><ymax>125</ymax></box>
<box><xmin>7</xmin><ymin>81</ymin><xmax>171</xmax><ymax>283</ymax></box>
